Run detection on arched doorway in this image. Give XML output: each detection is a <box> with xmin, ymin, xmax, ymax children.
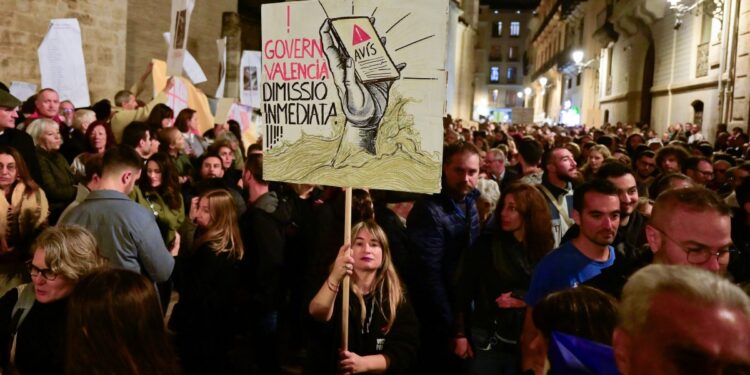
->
<box><xmin>692</xmin><ymin>100</ymin><xmax>704</xmax><ymax>126</ymax></box>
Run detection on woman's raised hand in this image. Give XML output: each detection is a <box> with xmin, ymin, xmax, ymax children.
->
<box><xmin>330</xmin><ymin>243</ymin><xmax>354</xmax><ymax>284</ymax></box>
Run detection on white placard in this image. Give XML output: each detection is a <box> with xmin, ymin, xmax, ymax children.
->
<box><xmin>37</xmin><ymin>18</ymin><xmax>90</xmax><ymax>107</ymax></box>
<box><xmin>9</xmin><ymin>81</ymin><xmax>37</xmax><ymax>102</ymax></box>
<box><xmin>215</xmin><ymin>37</ymin><xmax>227</xmax><ymax>98</ymax></box>
<box><xmin>167</xmin><ymin>0</ymin><xmax>195</xmax><ymax>76</ymax></box>
<box><xmin>240</xmin><ymin>51</ymin><xmax>262</xmax><ymax>108</ymax></box>
<box><xmin>163</xmin><ymin>32</ymin><xmax>207</xmax><ymax>84</ymax></box>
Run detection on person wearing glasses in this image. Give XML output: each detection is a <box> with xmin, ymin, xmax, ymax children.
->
<box><xmin>0</xmin><ymin>225</ymin><xmax>106</xmax><ymax>375</ymax></box>
<box><xmin>646</xmin><ymin>186</ymin><xmax>734</xmax><ymax>275</ymax></box>
<box><xmin>684</xmin><ymin>156</ymin><xmax>714</xmax><ymax>186</ymax></box>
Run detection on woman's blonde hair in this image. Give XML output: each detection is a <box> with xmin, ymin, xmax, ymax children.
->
<box><xmin>350</xmin><ymin>220</ymin><xmax>405</xmax><ymax>334</ymax></box>
<box><xmin>32</xmin><ymin>225</ymin><xmax>107</xmax><ymax>280</ymax></box>
<box><xmin>25</xmin><ymin>118</ymin><xmax>59</xmax><ymax>147</ymax></box>
<box><xmin>72</xmin><ymin>109</ymin><xmax>96</xmax><ymax>132</ymax></box>
<box><xmin>193</xmin><ymin>189</ymin><xmax>244</xmax><ymax>260</ymax></box>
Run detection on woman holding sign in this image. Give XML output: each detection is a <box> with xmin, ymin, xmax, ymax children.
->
<box><xmin>308</xmin><ymin>220</ymin><xmax>418</xmax><ymax>374</ymax></box>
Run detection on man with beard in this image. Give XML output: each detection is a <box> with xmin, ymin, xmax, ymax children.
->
<box><xmin>520</xmin><ymin>179</ymin><xmax>620</xmax><ymax>374</ymax></box>
<box><xmin>407</xmin><ymin>141</ymin><xmax>481</xmax><ymax>374</ymax></box>
<box><xmin>538</xmin><ymin>147</ymin><xmax>579</xmax><ymax>247</ymax></box>
<box><xmin>563</xmin><ymin>162</ymin><xmax>650</xmax><ymax>297</ymax></box>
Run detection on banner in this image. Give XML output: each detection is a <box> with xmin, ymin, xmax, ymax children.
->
<box><xmin>261</xmin><ymin>0</ymin><xmax>449</xmax><ymax>193</ymax></box>
<box><xmin>9</xmin><ymin>82</ymin><xmax>37</xmax><ymax>102</ymax></box>
<box><xmin>37</xmin><ymin>19</ymin><xmax>90</xmax><ymax>107</ymax></box>
<box><xmin>240</xmin><ymin>51</ymin><xmax>262</xmax><ymax>108</ymax></box>
<box><xmin>152</xmin><ymin>59</ymin><xmax>214</xmax><ymax>135</ymax></box>
<box><xmin>167</xmin><ymin>0</ymin><xmax>195</xmax><ymax>76</ymax></box>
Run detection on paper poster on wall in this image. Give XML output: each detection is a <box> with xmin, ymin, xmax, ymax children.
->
<box><xmin>215</xmin><ymin>38</ymin><xmax>227</xmax><ymax>98</ymax></box>
<box><xmin>261</xmin><ymin>0</ymin><xmax>448</xmax><ymax>193</ymax></box>
<box><xmin>9</xmin><ymin>82</ymin><xmax>37</xmax><ymax>102</ymax></box>
<box><xmin>163</xmin><ymin>32</ymin><xmax>207</xmax><ymax>84</ymax></box>
<box><xmin>240</xmin><ymin>51</ymin><xmax>262</xmax><ymax>108</ymax></box>
<box><xmin>167</xmin><ymin>0</ymin><xmax>195</xmax><ymax>76</ymax></box>
<box><xmin>37</xmin><ymin>18</ymin><xmax>90</xmax><ymax>107</ymax></box>
<box><xmin>152</xmin><ymin>59</ymin><xmax>214</xmax><ymax>134</ymax></box>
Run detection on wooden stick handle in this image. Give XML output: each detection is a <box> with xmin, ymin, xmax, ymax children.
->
<box><xmin>341</xmin><ymin>187</ymin><xmax>352</xmax><ymax>350</ymax></box>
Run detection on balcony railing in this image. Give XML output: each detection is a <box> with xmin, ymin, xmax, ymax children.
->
<box><xmin>696</xmin><ymin>42</ymin><xmax>709</xmax><ymax>78</ymax></box>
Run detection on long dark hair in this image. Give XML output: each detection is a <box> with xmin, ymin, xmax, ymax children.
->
<box><xmin>497</xmin><ymin>183</ymin><xmax>554</xmax><ymax>263</ymax></box>
<box><xmin>139</xmin><ymin>152</ymin><xmax>182</xmax><ymax>210</ymax></box>
<box><xmin>146</xmin><ymin>104</ymin><xmax>173</xmax><ymax>130</ymax></box>
<box><xmin>65</xmin><ymin>269</ymin><xmax>181</xmax><ymax>375</ymax></box>
<box><xmin>174</xmin><ymin>108</ymin><xmax>196</xmax><ymax>133</ymax></box>
<box><xmin>0</xmin><ymin>145</ymin><xmax>39</xmax><ymax>197</ymax></box>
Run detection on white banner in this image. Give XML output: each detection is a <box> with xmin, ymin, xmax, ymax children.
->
<box><xmin>215</xmin><ymin>37</ymin><xmax>227</xmax><ymax>98</ymax></box>
<box><xmin>163</xmin><ymin>32</ymin><xmax>207</xmax><ymax>84</ymax></box>
<box><xmin>37</xmin><ymin>18</ymin><xmax>90</xmax><ymax>107</ymax></box>
<box><xmin>240</xmin><ymin>50</ymin><xmax>262</xmax><ymax>108</ymax></box>
<box><xmin>167</xmin><ymin>0</ymin><xmax>195</xmax><ymax>76</ymax></box>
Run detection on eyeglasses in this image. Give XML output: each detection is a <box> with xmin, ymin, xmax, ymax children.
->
<box><xmin>650</xmin><ymin>226</ymin><xmax>736</xmax><ymax>265</ymax></box>
<box><xmin>25</xmin><ymin>261</ymin><xmax>58</xmax><ymax>281</ymax></box>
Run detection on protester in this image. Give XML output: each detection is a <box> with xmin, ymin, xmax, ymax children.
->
<box><xmin>538</xmin><ymin>147</ymin><xmax>579</xmax><ymax>247</ymax></box>
<box><xmin>309</xmin><ymin>220</ymin><xmax>419</xmax><ymax>375</ymax></box>
<box><xmin>174</xmin><ymin>108</ymin><xmax>207</xmax><ymax>158</ymax></box>
<box><xmin>26</xmin><ymin>118</ymin><xmax>76</xmax><ymax>225</ymax></box>
<box><xmin>0</xmin><ymin>146</ymin><xmax>49</xmax><ymax>294</ymax></box>
<box><xmin>61</xmin><ymin>146</ymin><xmax>177</xmax><ymax>283</ymax></box>
<box><xmin>172</xmin><ymin>189</ymin><xmax>244</xmax><ymax>375</ymax></box>
<box><xmin>111</xmin><ymin>77</ymin><xmax>173</xmax><ymax>142</ymax></box>
<box><xmin>613</xmin><ymin>264</ymin><xmax>750</xmax><ymax>375</ymax></box>
<box><xmin>456</xmin><ymin>183</ymin><xmax>553</xmax><ymax>374</ymax></box>
<box><xmin>70</xmin><ymin>120</ymin><xmax>115</xmax><ymax>181</ymax></box>
<box><xmin>579</xmin><ymin>144</ymin><xmax>611</xmax><ymax>180</ymax></box>
<box><xmin>146</xmin><ymin>103</ymin><xmax>174</xmax><ymax>131</ymax></box>
<box><xmin>132</xmin><ymin>152</ymin><xmax>184</xmax><ymax>249</ymax></box>
<box><xmin>407</xmin><ymin>141</ymin><xmax>480</xmax><ymax>374</ymax></box>
<box><xmin>0</xmin><ymin>90</ymin><xmax>42</xmax><ymax>183</ymax></box>
<box><xmin>0</xmin><ymin>225</ymin><xmax>106</xmax><ymax>374</ymax></box>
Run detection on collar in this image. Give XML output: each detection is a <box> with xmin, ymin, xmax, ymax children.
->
<box><xmin>541</xmin><ymin>173</ymin><xmax>570</xmax><ymax>197</ymax></box>
<box><xmin>86</xmin><ymin>189</ymin><xmax>131</xmax><ymax>201</ymax></box>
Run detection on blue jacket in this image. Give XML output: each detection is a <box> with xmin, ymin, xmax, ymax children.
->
<box><xmin>406</xmin><ymin>189</ymin><xmax>480</xmax><ymax>339</ymax></box>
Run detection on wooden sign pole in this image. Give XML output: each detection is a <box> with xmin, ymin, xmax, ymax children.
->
<box><xmin>341</xmin><ymin>187</ymin><xmax>353</xmax><ymax>350</ymax></box>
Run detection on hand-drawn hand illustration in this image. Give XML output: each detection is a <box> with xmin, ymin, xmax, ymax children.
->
<box><xmin>319</xmin><ymin>18</ymin><xmax>406</xmax><ymax>155</ymax></box>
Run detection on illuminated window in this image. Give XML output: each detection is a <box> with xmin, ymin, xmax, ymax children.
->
<box><xmin>506</xmin><ymin>67</ymin><xmax>517</xmax><ymax>83</ymax></box>
<box><xmin>510</xmin><ymin>21</ymin><xmax>520</xmax><ymax>37</ymax></box>
<box><xmin>490</xmin><ymin>67</ymin><xmax>500</xmax><ymax>82</ymax></box>
<box><xmin>493</xmin><ymin>21</ymin><xmax>503</xmax><ymax>37</ymax></box>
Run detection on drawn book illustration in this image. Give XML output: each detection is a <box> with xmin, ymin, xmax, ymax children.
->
<box><xmin>328</xmin><ymin>17</ymin><xmax>400</xmax><ymax>83</ymax></box>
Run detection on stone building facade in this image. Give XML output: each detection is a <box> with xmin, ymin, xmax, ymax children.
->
<box><xmin>0</xmin><ymin>0</ymin><xmax>236</xmax><ymax>104</ymax></box>
<box><xmin>473</xmin><ymin>6</ymin><xmax>532</xmax><ymax>123</ymax></box>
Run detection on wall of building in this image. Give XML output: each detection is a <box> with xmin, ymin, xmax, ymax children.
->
<box><xmin>729</xmin><ymin>0</ymin><xmax>749</xmax><ymax>130</ymax></box>
<box><xmin>0</xmin><ymin>0</ymin><xmax>128</xmax><ymax>104</ymax></box>
<box><xmin>126</xmin><ymin>0</ymin><xmax>237</xmax><ymax>101</ymax></box>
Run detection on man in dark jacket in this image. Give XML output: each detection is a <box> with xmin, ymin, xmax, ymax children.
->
<box><xmin>407</xmin><ymin>141</ymin><xmax>481</xmax><ymax>373</ymax></box>
<box><xmin>240</xmin><ymin>152</ymin><xmax>291</xmax><ymax>375</ymax></box>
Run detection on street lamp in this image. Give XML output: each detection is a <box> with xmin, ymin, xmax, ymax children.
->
<box><xmin>667</xmin><ymin>0</ymin><xmax>723</xmax><ymax>30</ymax></box>
<box><xmin>524</xmin><ymin>87</ymin><xmax>532</xmax><ymax>96</ymax></box>
<box><xmin>571</xmin><ymin>49</ymin><xmax>595</xmax><ymax>73</ymax></box>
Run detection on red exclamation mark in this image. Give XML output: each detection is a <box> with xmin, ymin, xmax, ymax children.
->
<box><xmin>287</xmin><ymin>5</ymin><xmax>290</xmax><ymax>33</ymax></box>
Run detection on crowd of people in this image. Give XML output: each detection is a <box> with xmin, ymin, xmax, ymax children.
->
<box><xmin>0</xmin><ymin>69</ymin><xmax>748</xmax><ymax>375</ymax></box>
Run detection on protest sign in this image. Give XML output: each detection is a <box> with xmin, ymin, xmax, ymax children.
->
<box><xmin>261</xmin><ymin>0</ymin><xmax>449</xmax><ymax>194</ymax></box>
<box><xmin>240</xmin><ymin>51</ymin><xmax>262</xmax><ymax>108</ymax></box>
<box><xmin>167</xmin><ymin>0</ymin><xmax>195</xmax><ymax>76</ymax></box>
<box><xmin>37</xmin><ymin>19</ymin><xmax>90</xmax><ymax>107</ymax></box>
<box><xmin>163</xmin><ymin>32</ymin><xmax>207</xmax><ymax>84</ymax></box>
<box><xmin>216</xmin><ymin>98</ymin><xmax>259</xmax><ymax>147</ymax></box>
<box><xmin>152</xmin><ymin>59</ymin><xmax>214</xmax><ymax>134</ymax></box>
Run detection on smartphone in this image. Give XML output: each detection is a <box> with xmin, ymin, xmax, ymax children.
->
<box><xmin>328</xmin><ymin>17</ymin><xmax>400</xmax><ymax>83</ymax></box>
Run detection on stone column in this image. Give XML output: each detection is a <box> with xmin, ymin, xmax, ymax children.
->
<box><xmin>221</xmin><ymin>12</ymin><xmax>241</xmax><ymax>98</ymax></box>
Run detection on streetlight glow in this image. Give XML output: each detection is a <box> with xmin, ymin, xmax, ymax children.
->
<box><xmin>517</xmin><ymin>92</ymin><xmax>523</xmax><ymax>99</ymax></box>
<box><xmin>572</xmin><ymin>50</ymin><xmax>584</xmax><ymax>65</ymax></box>
<box><xmin>524</xmin><ymin>87</ymin><xmax>532</xmax><ymax>96</ymax></box>
<box><xmin>539</xmin><ymin>76</ymin><xmax>548</xmax><ymax>87</ymax></box>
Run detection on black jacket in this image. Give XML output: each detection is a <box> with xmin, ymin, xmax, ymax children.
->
<box><xmin>0</xmin><ymin>129</ymin><xmax>42</xmax><ymax>184</ymax></box>
<box><xmin>241</xmin><ymin>191</ymin><xmax>293</xmax><ymax>313</ymax></box>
